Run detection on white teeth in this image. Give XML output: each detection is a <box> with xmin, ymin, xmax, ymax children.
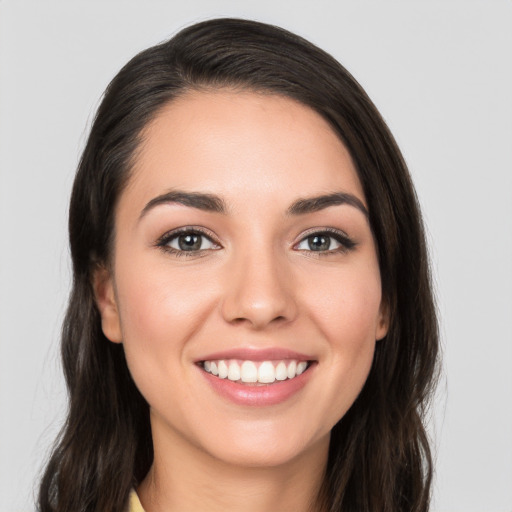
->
<box><xmin>275</xmin><ymin>362</ymin><xmax>287</xmax><ymax>381</ymax></box>
<box><xmin>287</xmin><ymin>360</ymin><xmax>297</xmax><ymax>379</ymax></box>
<box><xmin>240</xmin><ymin>361</ymin><xmax>258</xmax><ymax>383</ymax></box>
<box><xmin>228</xmin><ymin>361</ymin><xmax>241</xmax><ymax>381</ymax></box>
<box><xmin>218</xmin><ymin>360</ymin><xmax>228</xmax><ymax>379</ymax></box>
<box><xmin>202</xmin><ymin>358</ymin><xmax>310</xmax><ymax>384</ymax></box>
<box><xmin>296</xmin><ymin>361</ymin><xmax>307</xmax><ymax>375</ymax></box>
<box><xmin>258</xmin><ymin>361</ymin><xmax>276</xmax><ymax>383</ymax></box>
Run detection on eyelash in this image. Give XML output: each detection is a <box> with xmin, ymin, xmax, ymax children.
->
<box><xmin>156</xmin><ymin>227</ymin><xmax>356</xmax><ymax>258</ymax></box>
<box><xmin>156</xmin><ymin>227</ymin><xmax>220</xmax><ymax>258</ymax></box>
<box><xmin>293</xmin><ymin>228</ymin><xmax>356</xmax><ymax>256</ymax></box>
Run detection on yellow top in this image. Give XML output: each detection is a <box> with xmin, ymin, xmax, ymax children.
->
<box><xmin>128</xmin><ymin>489</ymin><xmax>145</xmax><ymax>512</ymax></box>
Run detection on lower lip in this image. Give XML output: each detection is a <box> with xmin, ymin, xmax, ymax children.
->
<box><xmin>199</xmin><ymin>364</ymin><xmax>314</xmax><ymax>406</ymax></box>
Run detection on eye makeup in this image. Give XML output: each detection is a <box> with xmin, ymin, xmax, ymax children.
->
<box><xmin>293</xmin><ymin>227</ymin><xmax>357</xmax><ymax>256</ymax></box>
<box><xmin>155</xmin><ymin>226</ymin><xmax>221</xmax><ymax>258</ymax></box>
<box><xmin>155</xmin><ymin>224</ymin><xmax>357</xmax><ymax>259</ymax></box>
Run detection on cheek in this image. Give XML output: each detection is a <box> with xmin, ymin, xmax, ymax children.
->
<box><xmin>298</xmin><ymin>262</ymin><xmax>382</xmax><ymax>413</ymax></box>
<box><xmin>115</xmin><ymin>255</ymin><xmax>215</xmax><ymax>339</ymax></box>
<box><xmin>113</xmin><ymin>256</ymin><xmax>218</xmax><ymax>393</ymax></box>
<box><xmin>319</xmin><ymin>287</ymin><xmax>379</xmax><ymax>388</ymax></box>
<box><xmin>300</xmin><ymin>261</ymin><xmax>383</xmax><ymax>345</ymax></box>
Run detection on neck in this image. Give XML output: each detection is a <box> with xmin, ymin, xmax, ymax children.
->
<box><xmin>137</xmin><ymin>420</ymin><xmax>329</xmax><ymax>512</ymax></box>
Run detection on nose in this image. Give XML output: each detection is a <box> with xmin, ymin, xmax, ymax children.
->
<box><xmin>220</xmin><ymin>247</ymin><xmax>298</xmax><ymax>330</ymax></box>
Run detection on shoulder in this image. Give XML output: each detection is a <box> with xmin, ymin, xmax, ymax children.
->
<box><xmin>127</xmin><ymin>489</ymin><xmax>145</xmax><ymax>512</ymax></box>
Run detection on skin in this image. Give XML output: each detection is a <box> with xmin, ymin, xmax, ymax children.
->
<box><xmin>95</xmin><ymin>90</ymin><xmax>388</xmax><ymax>512</ymax></box>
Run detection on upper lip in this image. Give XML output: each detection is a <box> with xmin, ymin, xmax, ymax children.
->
<box><xmin>195</xmin><ymin>347</ymin><xmax>314</xmax><ymax>363</ymax></box>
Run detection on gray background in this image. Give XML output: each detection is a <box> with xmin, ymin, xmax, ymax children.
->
<box><xmin>1</xmin><ymin>1</ymin><xmax>511</xmax><ymax>510</ymax></box>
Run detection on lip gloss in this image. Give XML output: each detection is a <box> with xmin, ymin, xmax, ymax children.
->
<box><xmin>198</xmin><ymin>363</ymin><xmax>314</xmax><ymax>406</ymax></box>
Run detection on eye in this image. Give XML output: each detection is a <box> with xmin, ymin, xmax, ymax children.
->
<box><xmin>295</xmin><ymin>229</ymin><xmax>356</xmax><ymax>254</ymax></box>
<box><xmin>157</xmin><ymin>228</ymin><xmax>220</xmax><ymax>255</ymax></box>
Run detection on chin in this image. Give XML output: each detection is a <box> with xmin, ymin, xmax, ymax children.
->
<box><xmin>196</xmin><ymin>420</ymin><xmax>330</xmax><ymax>469</ymax></box>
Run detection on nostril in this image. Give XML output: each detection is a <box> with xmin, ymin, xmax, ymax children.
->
<box><xmin>230</xmin><ymin>314</ymin><xmax>285</xmax><ymax>324</ymax></box>
<box><xmin>220</xmin><ymin>270</ymin><xmax>298</xmax><ymax>328</ymax></box>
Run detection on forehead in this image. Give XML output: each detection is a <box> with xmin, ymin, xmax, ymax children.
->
<box><xmin>125</xmin><ymin>90</ymin><xmax>365</xmax><ymax>211</ymax></box>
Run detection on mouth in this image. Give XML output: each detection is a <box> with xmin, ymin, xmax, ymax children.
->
<box><xmin>199</xmin><ymin>358</ymin><xmax>313</xmax><ymax>385</ymax></box>
<box><xmin>196</xmin><ymin>348</ymin><xmax>316</xmax><ymax>406</ymax></box>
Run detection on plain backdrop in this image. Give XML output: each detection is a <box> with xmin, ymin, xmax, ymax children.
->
<box><xmin>0</xmin><ymin>1</ymin><xmax>511</xmax><ymax>511</ymax></box>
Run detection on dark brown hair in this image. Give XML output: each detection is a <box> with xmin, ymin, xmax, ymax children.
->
<box><xmin>38</xmin><ymin>18</ymin><xmax>439</xmax><ymax>512</ymax></box>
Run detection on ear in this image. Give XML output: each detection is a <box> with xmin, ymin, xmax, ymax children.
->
<box><xmin>93</xmin><ymin>265</ymin><xmax>123</xmax><ymax>343</ymax></box>
<box><xmin>375</xmin><ymin>300</ymin><xmax>390</xmax><ymax>341</ymax></box>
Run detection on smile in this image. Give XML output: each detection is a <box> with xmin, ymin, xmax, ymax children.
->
<box><xmin>201</xmin><ymin>359</ymin><xmax>310</xmax><ymax>384</ymax></box>
<box><xmin>197</xmin><ymin>349</ymin><xmax>316</xmax><ymax>406</ymax></box>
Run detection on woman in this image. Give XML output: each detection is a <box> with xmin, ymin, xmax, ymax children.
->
<box><xmin>38</xmin><ymin>18</ymin><xmax>439</xmax><ymax>512</ymax></box>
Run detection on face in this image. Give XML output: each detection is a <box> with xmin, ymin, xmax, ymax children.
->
<box><xmin>96</xmin><ymin>90</ymin><xmax>388</xmax><ymax>469</ymax></box>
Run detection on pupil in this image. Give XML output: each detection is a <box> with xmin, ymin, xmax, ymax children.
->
<box><xmin>308</xmin><ymin>235</ymin><xmax>330</xmax><ymax>251</ymax></box>
<box><xmin>178</xmin><ymin>234</ymin><xmax>201</xmax><ymax>251</ymax></box>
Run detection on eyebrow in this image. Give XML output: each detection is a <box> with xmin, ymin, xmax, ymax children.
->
<box><xmin>139</xmin><ymin>189</ymin><xmax>368</xmax><ymax>221</ymax></box>
<box><xmin>139</xmin><ymin>190</ymin><xmax>227</xmax><ymax>220</ymax></box>
<box><xmin>287</xmin><ymin>192</ymin><xmax>368</xmax><ymax>218</ymax></box>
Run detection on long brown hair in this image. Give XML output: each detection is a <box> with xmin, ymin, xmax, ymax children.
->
<box><xmin>38</xmin><ymin>18</ymin><xmax>439</xmax><ymax>512</ymax></box>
